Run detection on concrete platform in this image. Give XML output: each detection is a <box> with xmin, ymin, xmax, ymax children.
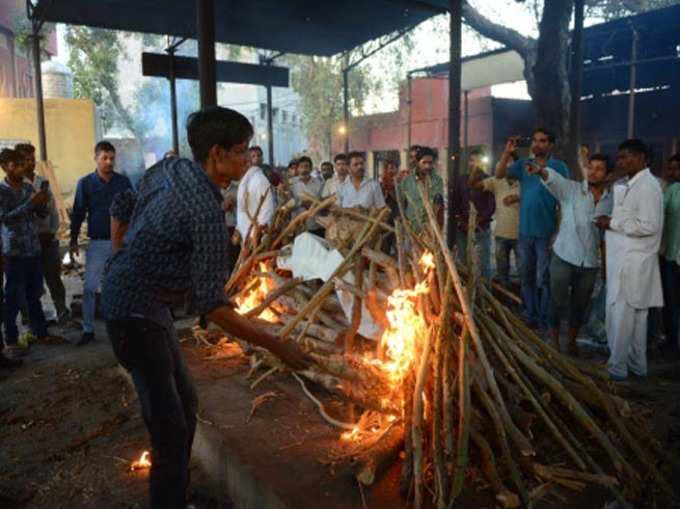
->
<box><xmin>182</xmin><ymin>342</ymin><xmax>407</xmax><ymax>509</ymax></box>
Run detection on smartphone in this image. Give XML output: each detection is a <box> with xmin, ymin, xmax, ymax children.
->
<box><xmin>515</xmin><ymin>136</ymin><xmax>532</xmax><ymax>148</ymax></box>
<box><xmin>40</xmin><ymin>180</ymin><xmax>49</xmax><ymax>192</ymax></box>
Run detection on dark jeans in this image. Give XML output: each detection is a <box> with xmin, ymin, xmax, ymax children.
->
<box><xmin>495</xmin><ymin>236</ymin><xmax>518</xmax><ymax>287</ymax></box>
<box><xmin>548</xmin><ymin>255</ymin><xmax>598</xmax><ymax>331</ymax></box>
<box><xmin>39</xmin><ymin>233</ymin><xmax>67</xmax><ymax>316</ymax></box>
<box><xmin>518</xmin><ymin>235</ymin><xmax>552</xmax><ymax>325</ymax></box>
<box><xmin>4</xmin><ymin>256</ymin><xmax>47</xmax><ymax>343</ymax></box>
<box><xmin>661</xmin><ymin>257</ymin><xmax>680</xmax><ymax>349</ymax></box>
<box><xmin>107</xmin><ymin>316</ymin><xmax>198</xmax><ymax>509</ymax></box>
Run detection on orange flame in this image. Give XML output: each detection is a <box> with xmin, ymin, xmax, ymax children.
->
<box><xmin>419</xmin><ymin>251</ymin><xmax>435</xmax><ymax>271</ymax></box>
<box><xmin>375</xmin><ymin>252</ymin><xmax>435</xmax><ymax>386</ymax></box>
<box><xmin>130</xmin><ymin>451</ymin><xmax>151</xmax><ymax>471</ymax></box>
<box><xmin>235</xmin><ymin>262</ymin><xmax>277</xmax><ymax>322</ymax></box>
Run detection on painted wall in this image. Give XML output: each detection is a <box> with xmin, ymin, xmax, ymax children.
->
<box><xmin>0</xmin><ymin>97</ymin><xmax>97</xmax><ymax>196</ymax></box>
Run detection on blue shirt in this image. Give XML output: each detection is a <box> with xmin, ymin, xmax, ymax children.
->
<box><xmin>101</xmin><ymin>158</ymin><xmax>229</xmax><ymax>321</ymax></box>
<box><xmin>70</xmin><ymin>171</ymin><xmax>132</xmax><ymax>243</ymax></box>
<box><xmin>0</xmin><ymin>180</ymin><xmax>45</xmax><ymax>257</ymax></box>
<box><xmin>542</xmin><ymin>169</ymin><xmax>613</xmax><ymax>268</ymax></box>
<box><xmin>508</xmin><ymin>156</ymin><xmax>570</xmax><ymax>238</ymax></box>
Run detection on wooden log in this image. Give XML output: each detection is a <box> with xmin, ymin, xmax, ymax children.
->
<box><xmin>360</xmin><ymin>247</ymin><xmax>400</xmax><ymax>288</ymax></box>
<box><xmin>353</xmin><ymin>423</ymin><xmax>405</xmax><ymax>486</ymax></box>
<box><xmin>412</xmin><ymin>325</ymin><xmax>435</xmax><ymax>509</ymax></box>
<box><xmin>472</xmin><ymin>379</ymin><xmax>530</xmax><ymax>507</ymax></box>
<box><xmin>418</xmin><ymin>185</ymin><xmax>535</xmax><ymax>460</ymax></box>
<box><xmin>470</xmin><ymin>429</ymin><xmax>520</xmax><ymax>509</ymax></box>
<box><xmin>244</xmin><ymin>277</ymin><xmax>304</xmax><ymax>318</ymax></box>
<box><xmin>272</xmin><ymin>195</ymin><xmax>336</xmax><ymax>248</ymax></box>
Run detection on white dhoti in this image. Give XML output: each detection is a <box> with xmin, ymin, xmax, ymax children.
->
<box><xmin>606</xmin><ymin>300</ymin><xmax>648</xmax><ymax>378</ymax></box>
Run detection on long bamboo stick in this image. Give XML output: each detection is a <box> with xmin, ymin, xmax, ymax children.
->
<box><xmin>412</xmin><ymin>325</ymin><xmax>435</xmax><ymax>509</ymax></box>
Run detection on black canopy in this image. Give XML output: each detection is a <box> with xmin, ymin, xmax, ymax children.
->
<box><xmin>34</xmin><ymin>0</ymin><xmax>447</xmax><ymax>56</ymax></box>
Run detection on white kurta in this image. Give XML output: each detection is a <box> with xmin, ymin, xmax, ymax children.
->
<box><xmin>605</xmin><ymin>168</ymin><xmax>664</xmax><ymax>378</ymax></box>
<box><xmin>605</xmin><ymin>168</ymin><xmax>664</xmax><ymax>309</ymax></box>
<box><xmin>236</xmin><ymin>166</ymin><xmax>276</xmax><ymax>240</ymax></box>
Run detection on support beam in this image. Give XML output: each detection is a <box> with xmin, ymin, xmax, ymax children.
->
<box><xmin>266</xmin><ymin>81</ymin><xmax>274</xmax><ymax>165</ymax></box>
<box><xmin>407</xmin><ymin>74</ymin><xmax>413</xmax><ymax>152</ymax></box>
<box><xmin>568</xmin><ymin>0</ymin><xmax>584</xmax><ymax>176</ymax></box>
<box><xmin>196</xmin><ymin>0</ymin><xmax>217</xmax><ymax>108</ymax></box>
<box><xmin>343</xmin><ymin>68</ymin><xmax>350</xmax><ymax>154</ymax></box>
<box><xmin>30</xmin><ymin>28</ymin><xmax>47</xmax><ymax>161</ymax></box>
<box><xmin>627</xmin><ymin>24</ymin><xmax>638</xmax><ymax>139</ymax></box>
<box><xmin>446</xmin><ymin>0</ymin><xmax>462</xmax><ymax>249</ymax></box>
<box><xmin>167</xmin><ymin>47</ymin><xmax>179</xmax><ymax>155</ymax></box>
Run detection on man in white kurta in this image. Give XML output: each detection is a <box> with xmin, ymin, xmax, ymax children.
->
<box><xmin>236</xmin><ymin>164</ymin><xmax>275</xmax><ymax>242</ymax></box>
<box><xmin>595</xmin><ymin>139</ymin><xmax>664</xmax><ymax>380</ymax></box>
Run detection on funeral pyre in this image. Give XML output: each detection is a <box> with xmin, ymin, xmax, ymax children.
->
<box><xmin>198</xmin><ymin>189</ymin><xmax>678</xmax><ymax>509</ymax></box>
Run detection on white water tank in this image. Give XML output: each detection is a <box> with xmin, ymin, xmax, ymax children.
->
<box><xmin>41</xmin><ymin>60</ymin><xmax>73</xmax><ymax>99</ymax></box>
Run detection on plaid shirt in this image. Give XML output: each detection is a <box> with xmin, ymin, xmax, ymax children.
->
<box><xmin>0</xmin><ymin>180</ymin><xmax>45</xmax><ymax>257</ymax></box>
<box><xmin>101</xmin><ymin>158</ymin><xmax>229</xmax><ymax>320</ymax></box>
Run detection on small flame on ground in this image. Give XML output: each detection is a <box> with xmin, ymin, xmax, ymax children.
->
<box><xmin>235</xmin><ymin>262</ymin><xmax>277</xmax><ymax>322</ymax></box>
<box><xmin>130</xmin><ymin>451</ymin><xmax>151</xmax><ymax>471</ymax></box>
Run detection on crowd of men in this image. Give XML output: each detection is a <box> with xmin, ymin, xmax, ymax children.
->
<box><xmin>1</xmin><ymin>128</ymin><xmax>680</xmax><ymax>385</ymax></box>
<box><xmin>1</xmin><ymin>106</ymin><xmax>679</xmax><ymax>508</ymax></box>
<box><xmin>225</xmin><ymin>129</ymin><xmax>680</xmax><ymax>383</ymax></box>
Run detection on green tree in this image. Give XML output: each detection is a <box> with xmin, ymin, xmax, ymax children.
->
<box><xmin>289</xmin><ymin>53</ymin><xmax>374</xmax><ymax>161</ymax></box>
<box><xmin>65</xmin><ymin>26</ymin><xmax>142</xmax><ymax>138</ymax></box>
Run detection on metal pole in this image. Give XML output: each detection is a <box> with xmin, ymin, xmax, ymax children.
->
<box><xmin>196</xmin><ymin>0</ymin><xmax>217</xmax><ymax>108</ymax></box>
<box><xmin>266</xmin><ymin>82</ymin><xmax>274</xmax><ymax>166</ymax></box>
<box><xmin>446</xmin><ymin>0</ymin><xmax>462</xmax><ymax>249</ymax></box>
<box><xmin>627</xmin><ymin>25</ymin><xmax>638</xmax><ymax>139</ymax></box>
<box><xmin>463</xmin><ymin>89</ymin><xmax>469</xmax><ymax>170</ymax></box>
<box><xmin>343</xmin><ymin>68</ymin><xmax>350</xmax><ymax>154</ymax></box>
<box><xmin>30</xmin><ymin>27</ymin><xmax>47</xmax><ymax>161</ymax></box>
<box><xmin>569</xmin><ymin>0</ymin><xmax>585</xmax><ymax>177</ymax></box>
<box><xmin>167</xmin><ymin>48</ymin><xmax>180</xmax><ymax>155</ymax></box>
<box><xmin>407</xmin><ymin>74</ymin><xmax>413</xmax><ymax>151</ymax></box>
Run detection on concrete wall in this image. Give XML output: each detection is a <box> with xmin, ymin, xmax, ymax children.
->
<box><xmin>0</xmin><ymin>97</ymin><xmax>97</xmax><ymax>196</ymax></box>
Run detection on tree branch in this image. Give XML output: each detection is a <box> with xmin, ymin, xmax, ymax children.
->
<box><xmin>461</xmin><ymin>2</ymin><xmax>536</xmax><ymax>58</ymax></box>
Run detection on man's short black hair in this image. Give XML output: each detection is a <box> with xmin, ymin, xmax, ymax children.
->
<box><xmin>618</xmin><ymin>138</ymin><xmax>649</xmax><ymax>160</ymax></box>
<box><xmin>321</xmin><ymin>161</ymin><xmax>333</xmax><ymax>168</ymax></box>
<box><xmin>95</xmin><ymin>141</ymin><xmax>116</xmax><ymax>155</ymax></box>
<box><xmin>333</xmin><ymin>153</ymin><xmax>347</xmax><ymax>163</ymax></box>
<box><xmin>532</xmin><ymin>127</ymin><xmax>555</xmax><ymax>144</ymax></box>
<box><xmin>297</xmin><ymin>155</ymin><xmax>313</xmax><ymax>167</ymax></box>
<box><xmin>186</xmin><ymin>106</ymin><xmax>253</xmax><ymax>163</ymax></box>
<box><xmin>287</xmin><ymin>159</ymin><xmax>298</xmax><ymax>169</ymax></box>
<box><xmin>409</xmin><ymin>145</ymin><xmax>422</xmax><ymax>154</ymax></box>
<box><xmin>14</xmin><ymin>143</ymin><xmax>35</xmax><ymax>155</ymax></box>
<box><xmin>0</xmin><ymin>148</ymin><xmax>23</xmax><ymax>166</ymax></box>
<box><xmin>249</xmin><ymin>145</ymin><xmax>263</xmax><ymax>155</ymax></box>
<box><xmin>589</xmin><ymin>153</ymin><xmax>611</xmax><ymax>172</ymax></box>
<box><xmin>416</xmin><ymin>146</ymin><xmax>436</xmax><ymax>162</ymax></box>
<box><xmin>669</xmin><ymin>153</ymin><xmax>680</xmax><ymax>165</ymax></box>
<box><xmin>347</xmin><ymin>151</ymin><xmax>364</xmax><ymax>163</ymax></box>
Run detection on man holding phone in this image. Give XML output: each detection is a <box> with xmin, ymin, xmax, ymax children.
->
<box><xmin>496</xmin><ymin>129</ymin><xmax>570</xmax><ymax>330</ymax></box>
<box><xmin>15</xmin><ymin>143</ymin><xmax>69</xmax><ymax>324</ymax></box>
<box><xmin>0</xmin><ymin>149</ymin><xmax>51</xmax><ymax>357</ymax></box>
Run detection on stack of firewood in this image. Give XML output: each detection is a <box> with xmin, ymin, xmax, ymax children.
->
<box><xmin>211</xmin><ymin>186</ymin><xmax>678</xmax><ymax>509</ymax></box>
